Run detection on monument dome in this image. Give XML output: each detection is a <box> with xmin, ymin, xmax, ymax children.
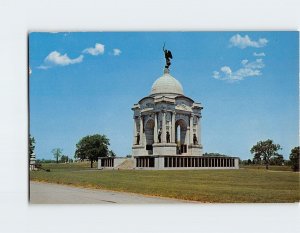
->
<box><xmin>150</xmin><ymin>69</ymin><xmax>184</xmax><ymax>95</ymax></box>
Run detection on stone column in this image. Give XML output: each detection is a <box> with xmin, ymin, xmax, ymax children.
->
<box><xmin>234</xmin><ymin>158</ymin><xmax>240</xmax><ymax>169</ymax></box>
<box><xmin>197</xmin><ymin>115</ymin><xmax>202</xmax><ymax>146</ymax></box>
<box><xmin>154</xmin><ymin>113</ymin><xmax>158</xmax><ymax>143</ymax></box>
<box><xmin>171</xmin><ymin>112</ymin><xmax>176</xmax><ymax>143</ymax></box>
<box><xmin>139</xmin><ymin>115</ymin><xmax>143</xmax><ymax>146</ymax></box>
<box><xmin>97</xmin><ymin>158</ymin><xmax>101</xmax><ymax>169</ymax></box>
<box><xmin>162</xmin><ymin>111</ymin><xmax>166</xmax><ymax>143</ymax></box>
<box><xmin>155</xmin><ymin>157</ymin><xmax>164</xmax><ymax>169</ymax></box>
<box><xmin>133</xmin><ymin>117</ymin><xmax>137</xmax><ymax>145</ymax></box>
<box><xmin>189</xmin><ymin>114</ymin><xmax>194</xmax><ymax>145</ymax></box>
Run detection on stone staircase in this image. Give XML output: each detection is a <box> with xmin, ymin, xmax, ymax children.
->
<box><xmin>115</xmin><ymin>158</ymin><xmax>135</xmax><ymax>170</ymax></box>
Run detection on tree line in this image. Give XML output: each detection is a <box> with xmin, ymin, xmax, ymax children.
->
<box><xmin>29</xmin><ymin>135</ymin><xmax>299</xmax><ymax>171</ymax></box>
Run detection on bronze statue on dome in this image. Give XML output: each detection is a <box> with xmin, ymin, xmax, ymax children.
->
<box><xmin>163</xmin><ymin>43</ymin><xmax>173</xmax><ymax>69</ymax></box>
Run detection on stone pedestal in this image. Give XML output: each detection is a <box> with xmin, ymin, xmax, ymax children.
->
<box><xmin>188</xmin><ymin>144</ymin><xmax>202</xmax><ymax>156</ymax></box>
<box><xmin>132</xmin><ymin>145</ymin><xmax>145</xmax><ymax>156</ymax></box>
<box><xmin>153</xmin><ymin>143</ymin><xmax>177</xmax><ymax>156</ymax></box>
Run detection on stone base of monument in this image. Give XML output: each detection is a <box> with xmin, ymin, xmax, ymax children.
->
<box><xmin>131</xmin><ymin>145</ymin><xmax>145</xmax><ymax>157</ymax></box>
<box><xmin>188</xmin><ymin>144</ymin><xmax>203</xmax><ymax>156</ymax></box>
<box><xmin>153</xmin><ymin>143</ymin><xmax>177</xmax><ymax>156</ymax></box>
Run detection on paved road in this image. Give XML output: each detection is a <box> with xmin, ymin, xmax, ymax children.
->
<box><xmin>30</xmin><ymin>181</ymin><xmax>191</xmax><ymax>204</ymax></box>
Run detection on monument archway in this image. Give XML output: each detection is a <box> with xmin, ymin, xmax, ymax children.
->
<box><xmin>175</xmin><ymin>119</ymin><xmax>188</xmax><ymax>154</ymax></box>
<box><xmin>145</xmin><ymin>119</ymin><xmax>154</xmax><ymax>155</ymax></box>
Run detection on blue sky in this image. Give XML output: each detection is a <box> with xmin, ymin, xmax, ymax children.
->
<box><xmin>29</xmin><ymin>32</ymin><xmax>299</xmax><ymax>160</ymax></box>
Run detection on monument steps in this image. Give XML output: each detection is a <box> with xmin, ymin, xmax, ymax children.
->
<box><xmin>115</xmin><ymin>158</ymin><xmax>135</xmax><ymax>170</ymax></box>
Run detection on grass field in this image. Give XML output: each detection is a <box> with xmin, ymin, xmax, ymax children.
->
<box><xmin>30</xmin><ymin>162</ymin><xmax>300</xmax><ymax>203</ymax></box>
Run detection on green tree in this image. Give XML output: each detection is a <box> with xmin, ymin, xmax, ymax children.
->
<box><xmin>253</xmin><ymin>153</ymin><xmax>262</xmax><ymax>164</ymax></box>
<box><xmin>203</xmin><ymin>152</ymin><xmax>230</xmax><ymax>157</ymax></box>
<box><xmin>60</xmin><ymin>155</ymin><xmax>69</xmax><ymax>163</ymax></box>
<box><xmin>75</xmin><ymin>134</ymin><xmax>110</xmax><ymax>168</ymax></box>
<box><xmin>270</xmin><ymin>154</ymin><xmax>284</xmax><ymax>165</ymax></box>
<box><xmin>289</xmin><ymin>146</ymin><xmax>299</xmax><ymax>171</ymax></box>
<box><xmin>250</xmin><ymin>139</ymin><xmax>281</xmax><ymax>169</ymax></box>
<box><xmin>109</xmin><ymin>150</ymin><xmax>116</xmax><ymax>157</ymax></box>
<box><xmin>52</xmin><ymin>148</ymin><xmax>63</xmax><ymax>164</ymax></box>
<box><xmin>29</xmin><ymin>134</ymin><xmax>35</xmax><ymax>159</ymax></box>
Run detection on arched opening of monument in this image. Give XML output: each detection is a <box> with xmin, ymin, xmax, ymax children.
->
<box><xmin>175</xmin><ymin>119</ymin><xmax>187</xmax><ymax>154</ymax></box>
<box><xmin>145</xmin><ymin>119</ymin><xmax>154</xmax><ymax>155</ymax></box>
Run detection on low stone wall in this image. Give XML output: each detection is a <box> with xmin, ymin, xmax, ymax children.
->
<box><xmin>98</xmin><ymin>157</ymin><xmax>128</xmax><ymax>169</ymax></box>
<box><xmin>135</xmin><ymin>156</ymin><xmax>239</xmax><ymax>170</ymax></box>
<box><xmin>98</xmin><ymin>156</ymin><xmax>239</xmax><ymax>170</ymax></box>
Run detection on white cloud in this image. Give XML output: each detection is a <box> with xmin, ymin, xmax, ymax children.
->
<box><xmin>244</xmin><ymin>58</ymin><xmax>264</xmax><ymax>69</ymax></box>
<box><xmin>241</xmin><ymin>59</ymin><xmax>248</xmax><ymax>65</ymax></box>
<box><xmin>113</xmin><ymin>48</ymin><xmax>121</xmax><ymax>56</ymax></box>
<box><xmin>220</xmin><ymin>66</ymin><xmax>232</xmax><ymax>75</ymax></box>
<box><xmin>37</xmin><ymin>65</ymin><xmax>51</xmax><ymax>70</ymax></box>
<box><xmin>229</xmin><ymin>34</ymin><xmax>268</xmax><ymax>49</ymax></box>
<box><xmin>212</xmin><ymin>58</ymin><xmax>265</xmax><ymax>82</ymax></box>
<box><xmin>83</xmin><ymin>43</ymin><xmax>105</xmax><ymax>56</ymax></box>
<box><xmin>46</xmin><ymin>51</ymin><xmax>83</xmax><ymax>65</ymax></box>
<box><xmin>38</xmin><ymin>51</ymin><xmax>83</xmax><ymax>69</ymax></box>
<box><xmin>253</xmin><ymin>52</ymin><xmax>266</xmax><ymax>57</ymax></box>
<box><xmin>212</xmin><ymin>71</ymin><xmax>220</xmax><ymax>79</ymax></box>
<box><xmin>235</xmin><ymin>68</ymin><xmax>262</xmax><ymax>78</ymax></box>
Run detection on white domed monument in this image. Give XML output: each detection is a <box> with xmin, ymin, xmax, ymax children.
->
<box><xmin>98</xmin><ymin>47</ymin><xmax>239</xmax><ymax>170</ymax></box>
<box><xmin>132</xmin><ymin>67</ymin><xmax>203</xmax><ymax>157</ymax></box>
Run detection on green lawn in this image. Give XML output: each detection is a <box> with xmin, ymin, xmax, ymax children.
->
<box><xmin>240</xmin><ymin>164</ymin><xmax>293</xmax><ymax>171</ymax></box>
<box><xmin>30</xmin><ymin>163</ymin><xmax>300</xmax><ymax>203</ymax></box>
